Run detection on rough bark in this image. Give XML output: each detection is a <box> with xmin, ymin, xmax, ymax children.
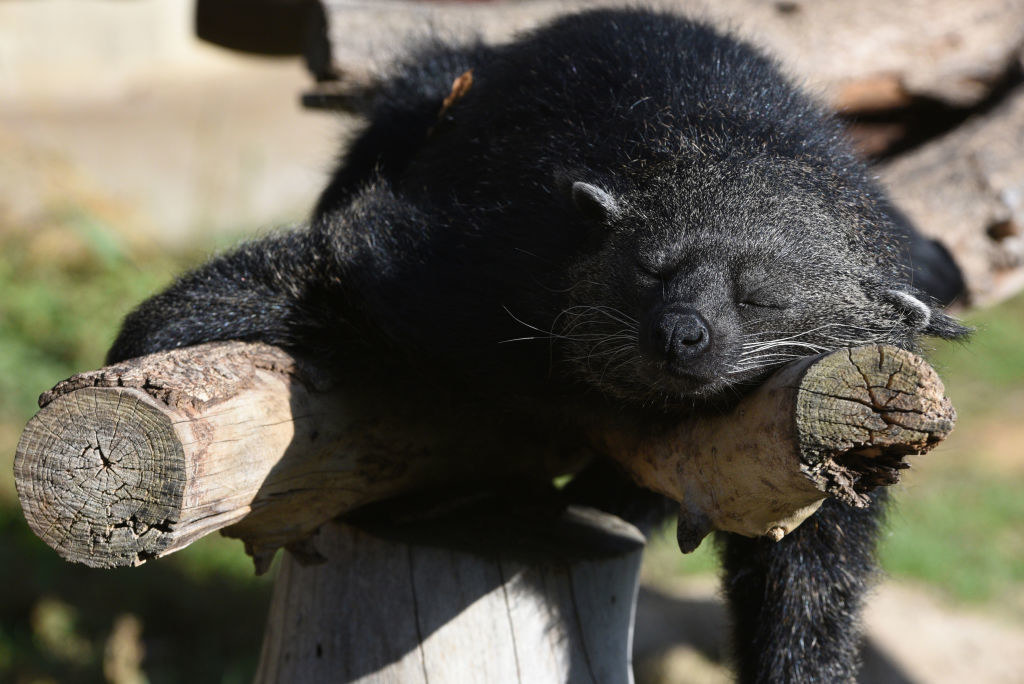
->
<box><xmin>14</xmin><ymin>342</ymin><xmax>954</xmax><ymax>568</ymax></box>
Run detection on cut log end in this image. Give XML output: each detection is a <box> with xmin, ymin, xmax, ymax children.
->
<box><xmin>796</xmin><ymin>345</ymin><xmax>956</xmax><ymax>507</ymax></box>
<box><xmin>600</xmin><ymin>344</ymin><xmax>957</xmax><ymax>552</ymax></box>
<box><xmin>14</xmin><ymin>387</ymin><xmax>186</xmax><ymax>568</ymax></box>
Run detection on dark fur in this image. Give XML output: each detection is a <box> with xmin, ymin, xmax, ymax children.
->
<box><xmin>109</xmin><ymin>9</ymin><xmax>968</xmax><ymax>682</ymax></box>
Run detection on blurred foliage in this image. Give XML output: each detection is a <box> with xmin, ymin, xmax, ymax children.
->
<box><xmin>0</xmin><ymin>211</ymin><xmax>177</xmax><ymax>426</ymax></box>
<box><xmin>926</xmin><ymin>294</ymin><xmax>1024</xmax><ymax>411</ymax></box>
<box><xmin>1</xmin><ymin>203</ymin><xmax>1022</xmax><ymax>682</ymax></box>
<box><xmin>878</xmin><ymin>295</ymin><xmax>1024</xmax><ymax>609</ymax></box>
<box><xmin>0</xmin><ymin>217</ymin><xmax>273</xmax><ymax>684</ymax></box>
<box><xmin>881</xmin><ymin>470</ymin><xmax>1024</xmax><ymax>603</ymax></box>
<box><xmin>0</xmin><ymin>503</ymin><xmax>273</xmax><ymax>684</ymax></box>
<box><xmin>642</xmin><ymin>524</ymin><xmax>719</xmax><ymax>584</ymax></box>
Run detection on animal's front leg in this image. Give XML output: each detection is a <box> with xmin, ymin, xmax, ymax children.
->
<box><xmin>717</xmin><ymin>491</ymin><xmax>887</xmax><ymax>683</ymax></box>
<box><xmin>106</xmin><ymin>180</ymin><xmax>417</xmax><ymax>366</ymax></box>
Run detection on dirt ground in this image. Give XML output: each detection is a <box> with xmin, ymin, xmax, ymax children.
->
<box><xmin>635</xmin><ymin>576</ymin><xmax>1024</xmax><ymax>684</ymax></box>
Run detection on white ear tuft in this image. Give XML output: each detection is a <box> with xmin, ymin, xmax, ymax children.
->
<box><xmin>886</xmin><ymin>289</ymin><xmax>932</xmax><ymax>330</ymax></box>
<box><xmin>571</xmin><ymin>181</ymin><xmax>621</xmax><ymax>222</ymax></box>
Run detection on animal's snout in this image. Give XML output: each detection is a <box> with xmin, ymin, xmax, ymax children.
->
<box><xmin>642</xmin><ymin>305</ymin><xmax>711</xmax><ymax>364</ymax></box>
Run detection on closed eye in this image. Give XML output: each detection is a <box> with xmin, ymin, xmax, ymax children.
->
<box><xmin>737</xmin><ymin>284</ymin><xmax>790</xmax><ymax>311</ymax></box>
<box><xmin>738</xmin><ymin>300</ymin><xmax>789</xmax><ymax>311</ymax></box>
<box><xmin>637</xmin><ymin>261</ymin><xmax>668</xmax><ymax>283</ymax></box>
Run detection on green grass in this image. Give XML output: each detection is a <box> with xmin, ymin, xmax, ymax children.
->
<box><xmin>879</xmin><ymin>294</ymin><xmax>1024</xmax><ymax>605</ymax></box>
<box><xmin>926</xmin><ymin>294</ymin><xmax>1024</xmax><ymax>415</ymax></box>
<box><xmin>881</xmin><ymin>469</ymin><xmax>1024</xmax><ymax>603</ymax></box>
<box><xmin>0</xmin><ymin>219</ymin><xmax>180</xmax><ymax>427</ymax></box>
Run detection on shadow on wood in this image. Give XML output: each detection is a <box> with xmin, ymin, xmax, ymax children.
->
<box><xmin>256</xmin><ymin>513</ymin><xmax>645</xmax><ymax>683</ymax></box>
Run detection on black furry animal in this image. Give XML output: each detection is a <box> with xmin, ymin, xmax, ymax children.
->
<box><xmin>109</xmin><ymin>9</ymin><xmax>967</xmax><ymax>683</ymax></box>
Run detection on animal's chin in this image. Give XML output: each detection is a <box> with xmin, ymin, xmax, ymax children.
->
<box><xmin>646</xmin><ymin>360</ymin><xmax>731</xmax><ymax>397</ymax></box>
<box><xmin>583</xmin><ymin>361</ymin><xmax>743</xmax><ymax>408</ymax></box>
<box><xmin>658</xmin><ymin>375</ymin><xmax>739</xmax><ymax>404</ymax></box>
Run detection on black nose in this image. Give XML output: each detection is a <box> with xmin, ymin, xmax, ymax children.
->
<box><xmin>643</xmin><ymin>305</ymin><xmax>711</xmax><ymax>363</ymax></box>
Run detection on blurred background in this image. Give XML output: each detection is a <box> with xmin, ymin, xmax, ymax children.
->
<box><xmin>1</xmin><ymin>1</ymin><xmax>1022</xmax><ymax>682</ymax></box>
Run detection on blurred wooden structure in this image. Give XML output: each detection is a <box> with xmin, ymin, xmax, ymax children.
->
<box><xmin>194</xmin><ymin>0</ymin><xmax>1024</xmax><ymax>305</ymax></box>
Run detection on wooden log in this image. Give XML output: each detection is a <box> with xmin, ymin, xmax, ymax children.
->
<box><xmin>12</xmin><ymin>342</ymin><xmax>589</xmax><ymax>570</ymax></box>
<box><xmin>595</xmin><ymin>346</ymin><xmax>956</xmax><ymax>551</ymax></box>
<box><xmin>14</xmin><ymin>342</ymin><xmax>954</xmax><ymax>568</ymax></box>
<box><xmin>254</xmin><ymin>511</ymin><xmax>645</xmax><ymax>683</ymax></box>
<box><xmin>881</xmin><ymin>85</ymin><xmax>1024</xmax><ymax>308</ymax></box>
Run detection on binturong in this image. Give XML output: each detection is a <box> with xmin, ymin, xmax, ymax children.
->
<box><xmin>107</xmin><ymin>8</ymin><xmax>969</xmax><ymax>683</ymax></box>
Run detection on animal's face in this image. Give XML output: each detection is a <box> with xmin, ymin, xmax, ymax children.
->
<box><xmin>554</xmin><ymin>162</ymin><xmax>965</xmax><ymax>407</ymax></box>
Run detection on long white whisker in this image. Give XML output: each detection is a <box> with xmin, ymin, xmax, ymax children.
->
<box><xmin>558</xmin><ymin>305</ymin><xmax>639</xmax><ymax>329</ymax></box>
<box><xmin>499</xmin><ymin>335</ymin><xmax>550</xmax><ymax>344</ymax></box>
<box><xmin>741</xmin><ymin>341</ymin><xmax>830</xmax><ymax>353</ymax></box>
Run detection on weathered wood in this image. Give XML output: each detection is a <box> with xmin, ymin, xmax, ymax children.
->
<box><xmin>596</xmin><ymin>345</ymin><xmax>955</xmax><ymax>551</ymax></box>
<box><xmin>13</xmin><ymin>343</ymin><xmax>349</xmax><ymax>568</ymax></box>
<box><xmin>14</xmin><ymin>342</ymin><xmax>954</xmax><ymax>567</ymax></box>
<box><xmin>13</xmin><ymin>341</ymin><xmax>588</xmax><ymax>569</ymax></box>
<box><xmin>881</xmin><ymin>85</ymin><xmax>1024</xmax><ymax>307</ymax></box>
<box><xmin>254</xmin><ymin>511</ymin><xmax>644</xmax><ymax>684</ymax></box>
<box><xmin>311</xmin><ymin>0</ymin><xmax>1024</xmax><ymax>112</ymax></box>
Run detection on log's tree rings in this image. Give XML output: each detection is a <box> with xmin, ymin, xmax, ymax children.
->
<box><xmin>14</xmin><ymin>387</ymin><xmax>185</xmax><ymax>568</ymax></box>
<box><xmin>796</xmin><ymin>346</ymin><xmax>956</xmax><ymax>507</ymax></box>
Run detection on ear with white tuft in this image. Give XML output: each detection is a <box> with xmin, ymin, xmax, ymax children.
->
<box><xmin>572</xmin><ymin>181</ymin><xmax>621</xmax><ymax>223</ymax></box>
<box><xmin>885</xmin><ymin>289</ymin><xmax>932</xmax><ymax>330</ymax></box>
<box><xmin>884</xmin><ymin>289</ymin><xmax>972</xmax><ymax>339</ymax></box>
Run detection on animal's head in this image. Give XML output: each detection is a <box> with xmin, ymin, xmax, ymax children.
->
<box><xmin>552</xmin><ymin>157</ymin><xmax>969</xmax><ymax>407</ymax></box>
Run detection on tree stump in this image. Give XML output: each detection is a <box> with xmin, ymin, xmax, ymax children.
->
<box><xmin>255</xmin><ymin>511</ymin><xmax>645</xmax><ymax>683</ymax></box>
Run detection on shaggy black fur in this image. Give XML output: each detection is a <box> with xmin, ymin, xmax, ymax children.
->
<box><xmin>108</xmin><ymin>9</ymin><xmax>968</xmax><ymax>682</ymax></box>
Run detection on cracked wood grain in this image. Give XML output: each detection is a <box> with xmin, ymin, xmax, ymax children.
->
<box><xmin>15</xmin><ymin>342</ymin><xmax>426</xmax><ymax>568</ymax></box>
